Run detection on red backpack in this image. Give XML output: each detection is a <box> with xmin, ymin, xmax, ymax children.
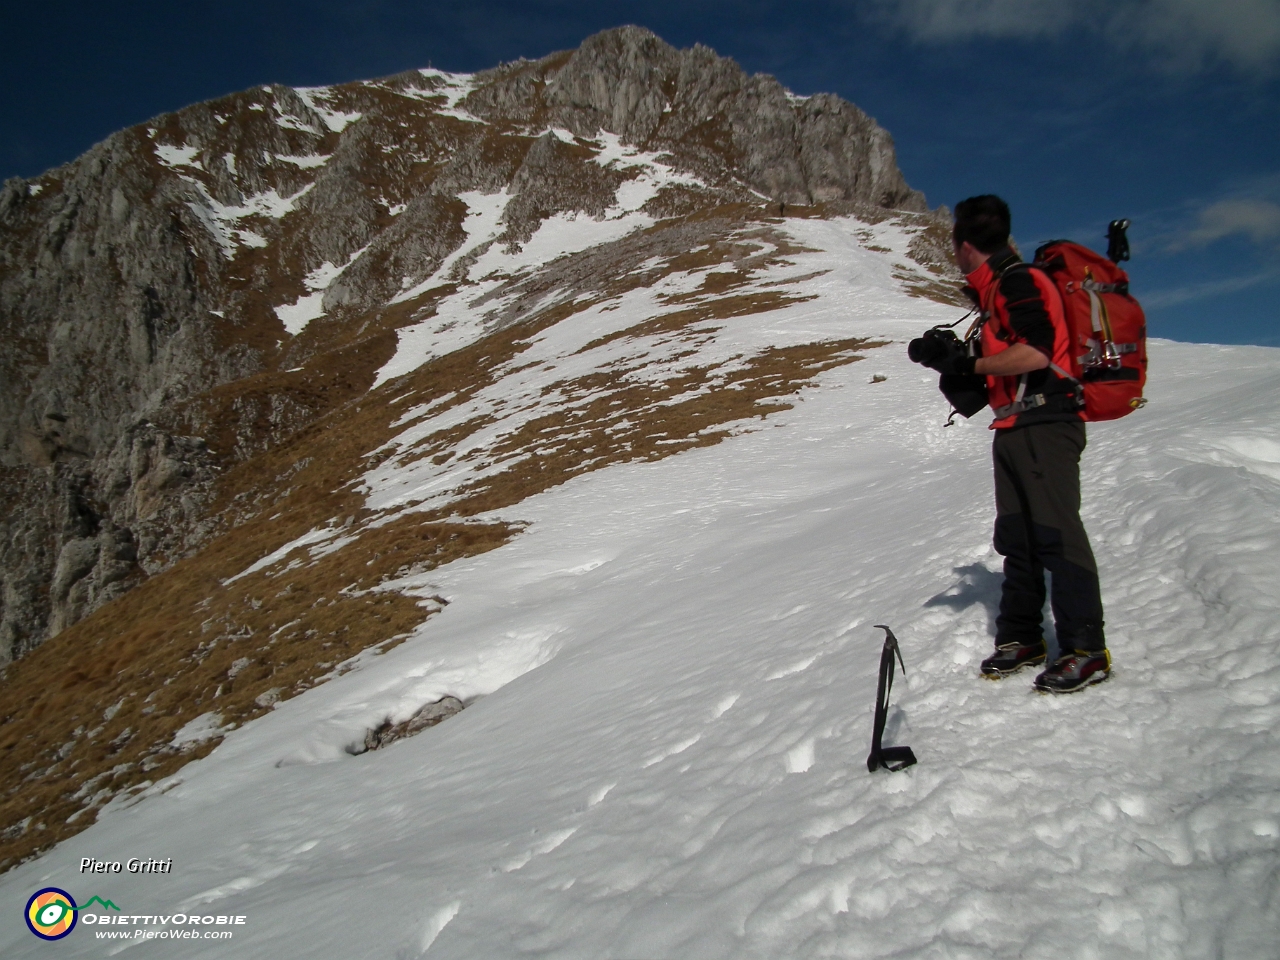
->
<box><xmin>1032</xmin><ymin>225</ymin><xmax>1148</xmax><ymax>421</ymax></box>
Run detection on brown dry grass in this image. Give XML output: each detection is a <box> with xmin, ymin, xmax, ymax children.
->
<box><xmin>0</xmin><ymin>378</ymin><xmax>518</xmax><ymax>867</ymax></box>
<box><xmin>895</xmin><ymin>271</ymin><xmax>968</xmax><ymax>307</ymax></box>
<box><xmin>444</xmin><ymin>337</ymin><xmax>881</xmax><ymax>517</ymax></box>
<box><xmin>0</xmin><ymin>510</ymin><xmax>514</xmax><ymax>866</ymax></box>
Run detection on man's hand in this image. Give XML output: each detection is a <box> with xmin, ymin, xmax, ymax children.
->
<box><xmin>929</xmin><ymin>351</ymin><xmax>977</xmax><ymax>377</ymax></box>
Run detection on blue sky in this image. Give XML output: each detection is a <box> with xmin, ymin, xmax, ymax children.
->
<box><xmin>3</xmin><ymin>1</ymin><xmax>1277</xmax><ymax>345</ymax></box>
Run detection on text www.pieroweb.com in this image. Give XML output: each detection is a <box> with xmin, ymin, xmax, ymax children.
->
<box><xmin>96</xmin><ymin>929</ymin><xmax>234</xmax><ymax>940</ymax></box>
<box><xmin>84</xmin><ymin>913</ymin><xmax>245</xmax><ymax>941</ymax></box>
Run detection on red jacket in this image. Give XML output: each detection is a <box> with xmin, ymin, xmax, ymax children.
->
<box><xmin>965</xmin><ymin>247</ymin><xmax>1080</xmax><ymax>430</ymax></box>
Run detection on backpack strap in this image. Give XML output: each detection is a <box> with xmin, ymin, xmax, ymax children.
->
<box><xmin>992</xmin><ymin>378</ymin><xmax>1044</xmax><ymax>419</ymax></box>
<box><xmin>990</xmin><ymin>362</ymin><xmax>1083</xmax><ymax>418</ymax></box>
<box><xmin>982</xmin><ymin>259</ymin><xmax>1054</xmax><ymax>339</ymax></box>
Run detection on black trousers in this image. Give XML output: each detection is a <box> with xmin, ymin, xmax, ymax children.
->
<box><xmin>992</xmin><ymin>421</ymin><xmax>1105</xmax><ymax>653</ymax></box>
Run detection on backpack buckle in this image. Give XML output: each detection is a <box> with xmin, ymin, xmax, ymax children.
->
<box><xmin>1100</xmin><ymin>339</ymin><xmax>1124</xmax><ymax>368</ymax></box>
<box><xmin>1081</xmin><ymin>338</ymin><xmax>1124</xmax><ymax>370</ymax></box>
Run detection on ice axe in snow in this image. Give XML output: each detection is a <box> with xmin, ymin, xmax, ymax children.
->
<box><xmin>867</xmin><ymin>625</ymin><xmax>917</xmax><ymax>773</ymax></box>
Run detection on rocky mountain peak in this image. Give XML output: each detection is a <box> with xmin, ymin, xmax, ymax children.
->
<box><xmin>470</xmin><ymin>25</ymin><xmax>923</xmax><ymax>210</ymax></box>
<box><xmin>0</xmin><ymin>26</ymin><xmax>935</xmax><ymax>663</ymax></box>
<box><xmin>0</xmin><ymin>25</ymin><xmax>957</xmax><ymax>870</ymax></box>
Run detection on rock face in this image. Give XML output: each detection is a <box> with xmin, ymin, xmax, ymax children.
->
<box><xmin>470</xmin><ymin>27</ymin><xmax>922</xmax><ymax>209</ymax></box>
<box><xmin>0</xmin><ymin>25</ymin><xmax>928</xmax><ymax>663</ymax></box>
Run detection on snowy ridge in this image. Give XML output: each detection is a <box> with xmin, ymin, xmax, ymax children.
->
<box><xmin>366</xmin><ymin>218</ymin><xmax>921</xmax><ymax>515</ymax></box>
<box><xmin>377</xmin><ymin>133</ymin><xmax>709</xmax><ymax>386</ymax></box>
<box><xmin>0</xmin><ymin>26</ymin><xmax>943</xmax><ymax>876</ymax></box>
<box><xmin>2</xmin><ymin>215</ymin><xmax>1278</xmax><ymax>957</ymax></box>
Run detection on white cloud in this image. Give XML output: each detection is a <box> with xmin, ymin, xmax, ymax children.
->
<box><xmin>878</xmin><ymin>0</ymin><xmax>1280</xmax><ymax>72</ymax></box>
<box><xmin>1142</xmin><ymin>266</ymin><xmax>1280</xmax><ymax>307</ymax></box>
<box><xmin>1117</xmin><ymin>0</ymin><xmax>1280</xmax><ymax>71</ymax></box>
<box><xmin>1180</xmin><ymin>198</ymin><xmax>1280</xmax><ymax>246</ymax></box>
<box><xmin>881</xmin><ymin>0</ymin><xmax>1094</xmax><ymax>41</ymax></box>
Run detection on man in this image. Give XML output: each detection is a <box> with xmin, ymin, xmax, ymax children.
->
<box><xmin>909</xmin><ymin>195</ymin><xmax>1110</xmax><ymax>693</ymax></box>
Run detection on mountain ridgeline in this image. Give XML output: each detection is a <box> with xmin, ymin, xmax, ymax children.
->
<box><xmin>0</xmin><ymin>26</ymin><xmax>954</xmax><ymax>870</ymax></box>
<box><xmin>0</xmin><ymin>26</ymin><xmax>928</xmax><ymax>664</ymax></box>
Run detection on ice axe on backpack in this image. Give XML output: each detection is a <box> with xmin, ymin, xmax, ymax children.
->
<box><xmin>1106</xmin><ymin>219</ymin><xmax>1131</xmax><ymax>263</ymax></box>
<box><xmin>867</xmin><ymin>625</ymin><xmax>917</xmax><ymax>773</ymax></box>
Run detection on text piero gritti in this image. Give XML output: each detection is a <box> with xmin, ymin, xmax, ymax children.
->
<box><xmin>80</xmin><ymin>857</ymin><xmax>174</xmax><ymax>874</ymax></box>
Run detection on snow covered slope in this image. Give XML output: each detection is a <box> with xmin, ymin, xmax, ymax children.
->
<box><xmin>4</xmin><ymin>215</ymin><xmax>1279</xmax><ymax>958</ymax></box>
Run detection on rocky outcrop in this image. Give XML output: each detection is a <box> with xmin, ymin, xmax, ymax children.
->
<box><xmin>355</xmin><ymin>696</ymin><xmax>467</xmax><ymax>754</ymax></box>
<box><xmin>539</xmin><ymin>27</ymin><xmax>922</xmax><ymax>209</ymax></box>
<box><xmin>0</xmin><ymin>26</ymin><xmax>929</xmax><ymax>662</ymax></box>
<box><xmin>0</xmin><ymin>422</ymin><xmax>218</xmax><ymax>659</ymax></box>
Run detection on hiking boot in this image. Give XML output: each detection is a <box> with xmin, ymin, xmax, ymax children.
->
<box><xmin>980</xmin><ymin>639</ymin><xmax>1046</xmax><ymax>678</ymax></box>
<box><xmin>1034</xmin><ymin>650</ymin><xmax>1111</xmax><ymax>693</ymax></box>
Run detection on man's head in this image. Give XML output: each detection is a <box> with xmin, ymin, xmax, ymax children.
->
<box><xmin>953</xmin><ymin>195</ymin><xmax>1011</xmax><ymax>274</ymax></box>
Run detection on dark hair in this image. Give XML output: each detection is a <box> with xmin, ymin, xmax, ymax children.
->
<box><xmin>953</xmin><ymin>195</ymin><xmax>1011</xmax><ymax>254</ymax></box>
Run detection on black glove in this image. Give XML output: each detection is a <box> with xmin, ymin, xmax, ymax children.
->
<box><xmin>908</xmin><ymin>329</ymin><xmax>977</xmax><ymax>376</ymax></box>
<box><xmin>931</xmin><ymin>351</ymin><xmax>977</xmax><ymax>377</ymax></box>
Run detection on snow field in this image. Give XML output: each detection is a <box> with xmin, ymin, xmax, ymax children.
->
<box><xmin>181</xmin><ymin>178</ymin><xmax>313</xmax><ymax>259</ymax></box>
<box><xmin>2</xmin><ymin>219</ymin><xmax>1278</xmax><ymax>959</ymax></box>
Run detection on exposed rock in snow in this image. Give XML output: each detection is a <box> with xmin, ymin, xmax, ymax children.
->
<box><xmin>356</xmin><ymin>695</ymin><xmax>466</xmax><ymax>753</ymax></box>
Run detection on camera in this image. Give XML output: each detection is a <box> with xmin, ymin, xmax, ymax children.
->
<box><xmin>908</xmin><ymin>325</ymin><xmax>987</xmax><ymax>419</ymax></box>
<box><xmin>907</xmin><ymin>327</ymin><xmax>964</xmax><ymax>366</ymax></box>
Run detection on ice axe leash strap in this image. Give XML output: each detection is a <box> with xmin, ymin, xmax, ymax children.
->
<box><xmin>867</xmin><ymin>625</ymin><xmax>917</xmax><ymax>773</ymax></box>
